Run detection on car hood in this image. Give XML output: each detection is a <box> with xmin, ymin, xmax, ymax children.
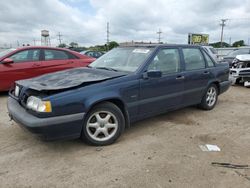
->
<box><xmin>236</xmin><ymin>54</ymin><xmax>250</xmax><ymax>61</ymax></box>
<box><xmin>16</xmin><ymin>67</ymin><xmax>127</xmax><ymax>91</ymax></box>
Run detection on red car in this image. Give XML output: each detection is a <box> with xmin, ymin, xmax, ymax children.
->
<box><xmin>0</xmin><ymin>46</ymin><xmax>95</xmax><ymax>91</ymax></box>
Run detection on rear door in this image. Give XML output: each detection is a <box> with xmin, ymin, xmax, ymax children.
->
<box><xmin>38</xmin><ymin>49</ymin><xmax>80</xmax><ymax>75</ymax></box>
<box><xmin>181</xmin><ymin>47</ymin><xmax>211</xmax><ymax>105</ymax></box>
<box><xmin>0</xmin><ymin>49</ymin><xmax>41</xmax><ymax>90</ymax></box>
<box><xmin>139</xmin><ymin>47</ymin><xmax>184</xmax><ymax>116</ymax></box>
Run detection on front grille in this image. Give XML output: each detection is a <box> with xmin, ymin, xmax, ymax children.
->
<box><xmin>239</xmin><ymin>70</ymin><xmax>250</xmax><ymax>73</ymax></box>
<box><xmin>20</xmin><ymin>93</ymin><xmax>28</xmax><ymax>107</ymax></box>
<box><xmin>230</xmin><ymin>70</ymin><xmax>236</xmax><ymax>74</ymax></box>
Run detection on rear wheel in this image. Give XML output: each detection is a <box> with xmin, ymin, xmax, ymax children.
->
<box><xmin>199</xmin><ymin>84</ymin><xmax>218</xmax><ymax>110</ymax></box>
<box><xmin>81</xmin><ymin>102</ymin><xmax>125</xmax><ymax>146</ymax></box>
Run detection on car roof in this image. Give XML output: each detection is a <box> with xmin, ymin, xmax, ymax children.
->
<box><xmin>119</xmin><ymin>43</ymin><xmax>202</xmax><ymax>48</ymax></box>
<box><xmin>16</xmin><ymin>46</ymin><xmax>74</xmax><ymax>52</ymax></box>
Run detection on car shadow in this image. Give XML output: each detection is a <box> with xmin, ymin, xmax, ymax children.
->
<box><xmin>127</xmin><ymin>106</ymin><xmax>200</xmax><ymax>131</ymax></box>
<box><xmin>0</xmin><ymin>91</ymin><xmax>8</xmax><ymax>97</ymax></box>
<box><xmin>37</xmin><ymin>106</ymin><xmax>201</xmax><ymax>151</ymax></box>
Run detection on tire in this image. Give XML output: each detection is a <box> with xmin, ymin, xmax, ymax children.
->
<box><xmin>199</xmin><ymin>84</ymin><xmax>218</xmax><ymax>110</ymax></box>
<box><xmin>235</xmin><ymin>78</ymin><xmax>241</xmax><ymax>85</ymax></box>
<box><xmin>81</xmin><ymin>102</ymin><xmax>125</xmax><ymax>146</ymax></box>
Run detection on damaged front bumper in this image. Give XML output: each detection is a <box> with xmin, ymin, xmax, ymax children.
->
<box><xmin>229</xmin><ymin>68</ymin><xmax>250</xmax><ymax>84</ymax></box>
<box><xmin>7</xmin><ymin>97</ymin><xmax>85</xmax><ymax>140</ymax></box>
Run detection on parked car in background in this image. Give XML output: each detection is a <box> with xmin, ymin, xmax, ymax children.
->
<box><xmin>222</xmin><ymin>48</ymin><xmax>250</xmax><ymax>67</ymax></box>
<box><xmin>230</xmin><ymin>54</ymin><xmax>250</xmax><ymax>87</ymax></box>
<box><xmin>0</xmin><ymin>46</ymin><xmax>95</xmax><ymax>91</ymax></box>
<box><xmin>80</xmin><ymin>50</ymin><xmax>105</xmax><ymax>58</ymax></box>
<box><xmin>202</xmin><ymin>46</ymin><xmax>218</xmax><ymax>61</ymax></box>
<box><xmin>8</xmin><ymin>44</ymin><xmax>230</xmax><ymax>146</ymax></box>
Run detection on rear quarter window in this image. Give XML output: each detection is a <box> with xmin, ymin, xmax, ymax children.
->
<box><xmin>203</xmin><ymin>52</ymin><xmax>215</xmax><ymax>67</ymax></box>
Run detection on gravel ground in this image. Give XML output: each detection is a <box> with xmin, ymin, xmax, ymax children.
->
<box><xmin>0</xmin><ymin>86</ymin><xmax>250</xmax><ymax>188</ymax></box>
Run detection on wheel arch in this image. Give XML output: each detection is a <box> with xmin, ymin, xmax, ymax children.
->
<box><xmin>86</xmin><ymin>98</ymin><xmax>130</xmax><ymax>129</ymax></box>
<box><xmin>207</xmin><ymin>80</ymin><xmax>220</xmax><ymax>94</ymax></box>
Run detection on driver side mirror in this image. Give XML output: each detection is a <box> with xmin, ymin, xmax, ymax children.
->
<box><xmin>2</xmin><ymin>58</ymin><xmax>14</xmax><ymax>64</ymax></box>
<box><xmin>143</xmin><ymin>70</ymin><xmax>162</xmax><ymax>79</ymax></box>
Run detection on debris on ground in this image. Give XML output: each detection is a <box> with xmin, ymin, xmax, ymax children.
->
<box><xmin>199</xmin><ymin>144</ymin><xmax>221</xmax><ymax>152</ymax></box>
<box><xmin>211</xmin><ymin>162</ymin><xmax>249</xmax><ymax>169</ymax></box>
<box><xmin>235</xmin><ymin>171</ymin><xmax>250</xmax><ymax>181</ymax></box>
<box><xmin>95</xmin><ymin>147</ymin><xmax>103</xmax><ymax>151</ymax></box>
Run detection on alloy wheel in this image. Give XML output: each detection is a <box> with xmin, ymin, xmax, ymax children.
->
<box><xmin>206</xmin><ymin>87</ymin><xmax>217</xmax><ymax>107</ymax></box>
<box><xmin>86</xmin><ymin>111</ymin><xmax>118</xmax><ymax>142</ymax></box>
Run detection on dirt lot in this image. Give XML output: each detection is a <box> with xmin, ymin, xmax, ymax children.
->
<box><xmin>0</xmin><ymin>86</ymin><xmax>250</xmax><ymax>188</ymax></box>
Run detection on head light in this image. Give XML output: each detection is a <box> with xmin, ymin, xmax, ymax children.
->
<box><xmin>26</xmin><ymin>96</ymin><xmax>52</xmax><ymax>113</ymax></box>
<box><xmin>14</xmin><ymin>85</ymin><xmax>20</xmax><ymax>97</ymax></box>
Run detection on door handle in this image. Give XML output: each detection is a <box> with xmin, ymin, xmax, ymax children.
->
<box><xmin>67</xmin><ymin>61</ymin><xmax>74</xmax><ymax>64</ymax></box>
<box><xmin>176</xmin><ymin>75</ymin><xmax>185</xmax><ymax>80</ymax></box>
<box><xmin>203</xmin><ymin>71</ymin><xmax>210</xmax><ymax>74</ymax></box>
<box><xmin>32</xmin><ymin>63</ymin><xmax>40</xmax><ymax>67</ymax></box>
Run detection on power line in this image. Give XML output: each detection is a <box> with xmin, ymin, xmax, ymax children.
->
<box><xmin>156</xmin><ymin>28</ymin><xmax>162</xmax><ymax>43</ymax></box>
<box><xmin>57</xmin><ymin>32</ymin><xmax>63</xmax><ymax>44</ymax></box>
<box><xmin>220</xmin><ymin>19</ymin><xmax>228</xmax><ymax>47</ymax></box>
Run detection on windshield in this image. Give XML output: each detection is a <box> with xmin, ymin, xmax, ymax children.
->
<box><xmin>89</xmin><ymin>47</ymin><xmax>154</xmax><ymax>72</ymax></box>
<box><xmin>228</xmin><ymin>49</ymin><xmax>250</xmax><ymax>57</ymax></box>
<box><xmin>0</xmin><ymin>48</ymin><xmax>16</xmax><ymax>58</ymax></box>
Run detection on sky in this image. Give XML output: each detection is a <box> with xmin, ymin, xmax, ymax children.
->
<box><xmin>0</xmin><ymin>0</ymin><xmax>249</xmax><ymax>47</ymax></box>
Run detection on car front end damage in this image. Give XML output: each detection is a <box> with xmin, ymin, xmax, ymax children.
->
<box><xmin>229</xmin><ymin>55</ymin><xmax>250</xmax><ymax>87</ymax></box>
<box><xmin>7</xmin><ymin>67</ymin><xmax>126</xmax><ymax>140</ymax></box>
<box><xmin>8</xmin><ymin>86</ymin><xmax>85</xmax><ymax>140</ymax></box>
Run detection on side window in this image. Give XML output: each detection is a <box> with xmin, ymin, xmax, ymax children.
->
<box><xmin>9</xmin><ymin>49</ymin><xmax>40</xmax><ymax>63</ymax></box>
<box><xmin>204</xmin><ymin>52</ymin><xmax>215</xmax><ymax>67</ymax></box>
<box><xmin>44</xmin><ymin>50</ymin><xmax>69</xmax><ymax>60</ymax></box>
<box><xmin>148</xmin><ymin>48</ymin><xmax>180</xmax><ymax>74</ymax></box>
<box><xmin>183</xmin><ymin>48</ymin><xmax>205</xmax><ymax>70</ymax></box>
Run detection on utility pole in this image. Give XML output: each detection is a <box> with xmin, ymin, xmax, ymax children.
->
<box><xmin>229</xmin><ymin>37</ymin><xmax>231</xmax><ymax>46</ymax></box>
<box><xmin>57</xmin><ymin>32</ymin><xmax>63</xmax><ymax>45</ymax></box>
<box><xmin>220</xmin><ymin>19</ymin><xmax>228</xmax><ymax>47</ymax></box>
<box><xmin>157</xmin><ymin>28</ymin><xmax>162</xmax><ymax>43</ymax></box>
<box><xmin>106</xmin><ymin>22</ymin><xmax>110</xmax><ymax>51</ymax></box>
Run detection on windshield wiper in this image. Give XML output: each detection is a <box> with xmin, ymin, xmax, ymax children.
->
<box><xmin>94</xmin><ymin>67</ymin><xmax>118</xmax><ymax>72</ymax></box>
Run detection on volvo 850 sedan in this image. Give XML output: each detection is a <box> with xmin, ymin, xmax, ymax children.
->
<box><xmin>8</xmin><ymin>44</ymin><xmax>230</xmax><ymax>146</ymax></box>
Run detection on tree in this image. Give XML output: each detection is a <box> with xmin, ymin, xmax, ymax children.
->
<box><xmin>69</xmin><ymin>42</ymin><xmax>78</xmax><ymax>48</ymax></box>
<box><xmin>108</xmin><ymin>41</ymin><xmax>119</xmax><ymax>50</ymax></box>
<box><xmin>58</xmin><ymin>43</ymin><xmax>66</xmax><ymax>48</ymax></box>
<box><xmin>232</xmin><ymin>40</ymin><xmax>245</xmax><ymax>47</ymax></box>
<box><xmin>210</xmin><ymin>42</ymin><xmax>230</xmax><ymax>48</ymax></box>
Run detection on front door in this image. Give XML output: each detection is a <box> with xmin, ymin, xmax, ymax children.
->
<box><xmin>0</xmin><ymin>49</ymin><xmax>41</xmax><ymax>90</ymax></box>
<box><xmin>139</xmin><ymin>48</ymin><xmax>184</xmax><ymax>117</ymax></box>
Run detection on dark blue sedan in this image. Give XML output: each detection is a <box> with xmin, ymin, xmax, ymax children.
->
<box><xmin>8</xmin><ymin>44</ymin><xmax>230</xmax><ymax>145</ymax></box>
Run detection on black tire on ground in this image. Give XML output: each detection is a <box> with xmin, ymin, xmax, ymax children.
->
<box><xmin>199</xmin><ymin>84</ymin><xmax>218</xmax><ymax>110</ymax></box>
<box><xmin>81</xmin><ymin>102</ymin><xmax>125</xmax><ymax>146</ymax></box>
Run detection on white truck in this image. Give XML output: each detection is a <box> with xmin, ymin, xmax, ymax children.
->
<box><xmin>230</xmin><ymin>54</ymin><xmax>250</xmax><ymax>87</ymax></box>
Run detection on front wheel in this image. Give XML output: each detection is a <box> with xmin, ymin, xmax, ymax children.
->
<box><xmin>199</xmin><ymin>84</ymin><xmax>218</xmax><ymax>110</ymax></box>
<box><xmin>81</xmin><ymin>102</ymin><xmax>125</xmax><ymax>146</ymax></box>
